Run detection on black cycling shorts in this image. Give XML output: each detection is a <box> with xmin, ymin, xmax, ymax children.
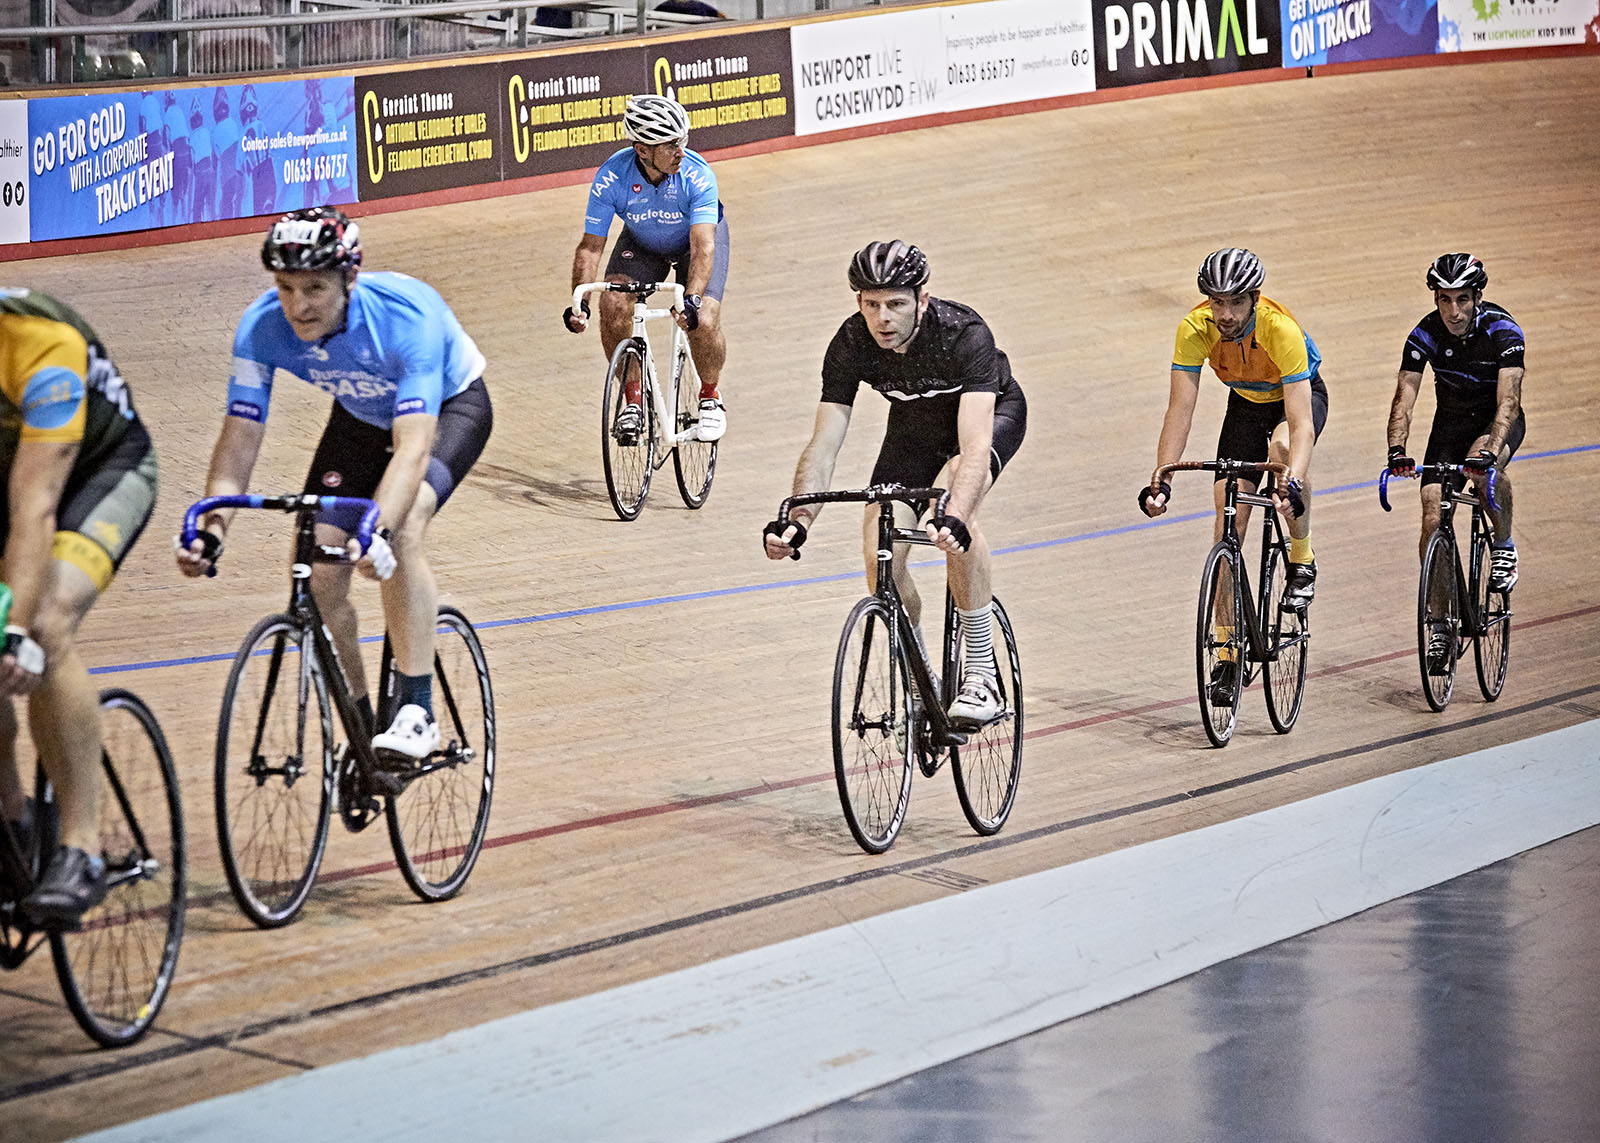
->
<box><xmin>1214</xmin><ymin>375</ymin><xmax>1329</xmax><ymax>481</ymax></box>
<box><xmin>0</xmin><ymin>417</ymin><xmax>158</xmax><ymax>592</ymax></box>
<box><xmin>304</xmin><ymin>378</ymin><xmax>493</xmax><ymax>533</ymax></box>
<box><xmin>869</xmin><ymin>388</ymin><xmax>1027</xmax><ymax>491</ymax></box>
<box><xmin>1421</xmin><ymin>408</ymin><xmax>1525</xmax><ymax>488</ymax></box>
<box><xmin>605</xmin><ymin>215</ymin><xmax>731</xmax><ymax>302</ymax></box>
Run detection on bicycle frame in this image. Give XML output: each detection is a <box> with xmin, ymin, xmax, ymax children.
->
<box><xmin>573</xmin><ymin>280</ymin><xmax>696</xmax><ymax>456</ymax></box>
<box><xmin>1157</xmin><ymin>459</ymin><xmax>1297</xmax><ymax>672</ymax></box>
<box><xmin>777</xmin><ymin>485</ymin><xmax>970</xmax><ymax>749</ymax></box>
<box><xmin>1379</xmin><ymin>464</ymin><xmax>1507</xmax><ymax>641</ymax></box>
<box><xmin>182</xmin><ymin>494</ymin><xmax>427</xmax><ymax>803</ymax></box>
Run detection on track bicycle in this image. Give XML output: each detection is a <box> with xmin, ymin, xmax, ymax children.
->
<box><xmin>1154</xmin><ymin>460</ymin><xmax>1310</xmax><ymax>747</ymax></box>
<box><xmin>774</xmin><ymin>485</ymin><xmax>1023</xmax><ymax>854</ymax></box>
<box><xmin>0</xmin><ymin>678</ymin><xmax>184</xmax><ymax>1047</ymax></box>
<box><xmin>182</xmin><ymin>494</ymin><xmax>495</xmax><ymax>927</ymax></box>
<box><xmin>573</xmin><ymin>279</ymin><xmax>717</xmax><ymax>521</ymax></box>
<box><xmin>1379</xmin><ymin>463</ymin><xmax>1510</xmax><ymax>710</ymax></box>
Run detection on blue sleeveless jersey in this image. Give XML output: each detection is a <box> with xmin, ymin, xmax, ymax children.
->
<box><xmin>227</xmin><ymin>272</ymin><xmax>485</xmax><ymax>429</ymax></box>
<box><xmin>582</xmin><ymin>148</ymin><xmax>721</xmax><ymax>254</ymax></box>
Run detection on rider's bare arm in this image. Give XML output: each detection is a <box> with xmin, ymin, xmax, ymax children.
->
<box><xmin>1280</xmin><ymin>379</ymin><xmax>1316</xmax><ymax>485</ymax></box>
<box><xmin>683</xmin><ymin>222</ymin><xmax>716</xmax><ymax>299</ymax></box>
<box><xmin>1483</xmin><ymin>366</ymin><xmax>1524</xmax><ymax>456</ymax></box>
<box><xmin>3</xmin><ymin>438</ymin><xmax>77</xmax><ymax>634</ymax></box>
<box><xmin>945</xmin><ymin>391</ymin><xmax>996</xmax><ymax>521</ymax></box>
<box><xmin>1387</xmin><ymin>369</ymin><xmax>1424</xmax><ymax>451</ymax></box>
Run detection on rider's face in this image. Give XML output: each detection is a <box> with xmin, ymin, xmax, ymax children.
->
<box><xmin>636</xmin><ymin>139</ymin><xmax>686</xmax><ymax>178</ymax></box>
<box><xmin>1434</xmin><ymin>287</ymin><xmax>1478</xmax><ymax>336</ymax></box>
<box><xmin>857</xmin><ymin>288</ymin><xmax>925</xmax><ymax>352</ymax></box>
<box><xmin>1208</xmin><ymin>291</ymin><xmax>1257</xmax><ymax>340</ymax></box>
<box><xmin>274</xmin><ymin>269</ymin><xmax>351</xmax><ymax>342</ymax></box>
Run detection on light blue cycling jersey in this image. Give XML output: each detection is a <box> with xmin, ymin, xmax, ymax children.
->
<box><xmin>227</xmin><ymin>271</ymin><xmax>485</xmax><ymax>430</ymax></box>
<box><xmin>582</xmin><ymin>148</ymin><xmax>720</xmax><ymax>254</ymax></box>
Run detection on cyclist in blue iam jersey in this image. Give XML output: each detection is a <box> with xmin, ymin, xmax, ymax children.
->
<box><xmin>176</xmin><ymin>207</ymin><xmax>493</xmax><ymax>763</ymax></box>
<box><xmin>564</xmin><ymin>94</ymin><xmax>730</xmax><ymax>443</ymax></box>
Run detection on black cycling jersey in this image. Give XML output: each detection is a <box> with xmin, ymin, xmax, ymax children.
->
<box><xmin>821</xmin><ymin>298</ymin><xmax>1022</xmax><ymax>452</ymax></box>
<box><xmin>1399</xmin><ymin>301</ymin><xmax>1525</xmax><ymax>415</ymax></box>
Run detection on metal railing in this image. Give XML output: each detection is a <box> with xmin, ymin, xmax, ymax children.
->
<box><xmin>0</xmin><ymin>0</ymin><xmax>861</xmax><ymax>87</ymax></box>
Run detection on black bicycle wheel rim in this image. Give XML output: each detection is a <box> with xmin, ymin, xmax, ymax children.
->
<box><xmin>1260</xmin><ymin>542</ymin><xmax>1308</xmax><ymax>733</ymax></box>
<box><xmin>1196</xmin><ymin>543</ymin><xmax>1243</xmax><ymax>747</ymax></box>
<box><xmin>832</xmin><ymin>597</ymin><xmax>914</xmax><ymax>854</ymax></box>
<box><xmin>386</xmin><ymin>606</ymin><xmax>496</xmax><ymax>901</ymax></box>
<box><xmin>951</xmin><ymin>597</ymin><xmax>1024</xmax><ymax>836</ymax></box>
<box><xmin>1472</xmin><ymin>530</ymin><xmax>1511</xmax><ymax>701</ymax></box>
<box><xmin>1418</xmin><ymin>530</ymin><xmax>1458</xmax><ymax>712</ymax></box>
<box><xmin>601</xmin><ymin>339</ymin><xmax>654</xmax><ymax>520</ymax></box>
<box><xmin>671</xmin><ymin>345</ymin><xmax>717</xmax><ymax>508</ymax></box>
<box><xmin>215</xmin><ymin>614</ymin><xmax>332</xmax><ymax>927</ymax></box>
<box><xmin>51</xmin><ymin>689</ymin><xmax>185</xmax><ymax>1047</ymax></box>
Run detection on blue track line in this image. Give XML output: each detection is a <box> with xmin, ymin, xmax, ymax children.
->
<box><xmin>89</xmin><ymin>442</ymin><xmax>1600</xmax><ymax>676</ymax></box>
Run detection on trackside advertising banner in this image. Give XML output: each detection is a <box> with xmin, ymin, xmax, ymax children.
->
<box><xmin>1092</xmin><ymin>0</ymin><xmax>1281</xmax><ymax>88</ymax></box>
<box><xmin>26</xmin><ymin>79</ymin><xmax>356</xmax><ymax>242</ymax></box>
<box><xmin>648</xmin><ymin>28</ymin><xmax>795</xmax><ymax>150</ymax></box>
<box><xmin>357</xmin><ymin>62</ymin><xmax>502</xmax><ymax>201</ymax></box>
<box><xmin>0</xmin><ymin>102</ymin><xmax>27</xmax><ymax>246</ymax></box>
<box><xmin>1281</xmin><ymin>0</ymin><xmax>1439</xmax><ymax>65</ymax></box>
<box><xmin>1436</xmin><ymin>0</ymin><xmax>1598</xmax><ymax>50</ymax></box>
<box><xmin>790</xmin><ymin>0</ymin><xmax>1095</xmax><ymax>137</ymax></box>
<box><xmin>501</xmin><ymin>47</ymin><xmax>644</xmax><ymax>180</ymax></box>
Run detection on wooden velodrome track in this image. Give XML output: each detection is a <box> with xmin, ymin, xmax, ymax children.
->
<box><xmin>4</xmin><ymin>52</ymin><xmax>1599</xmax><ymax>1140</ymax></box>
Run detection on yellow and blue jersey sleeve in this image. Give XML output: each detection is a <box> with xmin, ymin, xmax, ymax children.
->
<box><xmin>1</xmin><ymin>313</ymin><xmax>89</xmax><ymax>444</ymax></box>
<box><xmin>1171</xmin><ymin>297</ymin><xmax>1319</xmax><ymax>405</ymax></box>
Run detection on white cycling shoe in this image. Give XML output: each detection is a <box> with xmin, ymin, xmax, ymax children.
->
<box><xmin>372</xmin><ymin>703</ymin><xmax>440</xmax><ymax>761</ymax></box>
<box><xmin>695</xmin><ymin>398</ymin><xmax>726</xmax><ymax>442</ymax></box>
<box><xmin>948</xmin><ymin>673</ymin><xmax>1002</xmax><ymax>728</ymax></box>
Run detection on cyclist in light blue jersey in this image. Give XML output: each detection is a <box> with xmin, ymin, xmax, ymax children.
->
<box><xmin>176</xmin><ymin>207</ymin><xmax>493</xmax><ymax>763</ymax></box>
<box><xmin>564</xmin><ymin>94</ymin><xmax>730</xmax><ymax>442</ymax></box>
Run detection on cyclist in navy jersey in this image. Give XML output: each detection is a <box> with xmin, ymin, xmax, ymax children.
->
<box><xmin>1386</xmin><ymin>254</ymin><xmax>1525</xmax><ymax>633</ymax></box>
<box><xmin>563</xmin><ymin>95</ymin><xmax>730</xmax><ymax>442</ymax></box>
<box><xmin>763</xmin><ymin>241</ymin><xmax>1026</xmax><ymax>728</ymax></box>
<box><xmin>176</xmin><ymin>207</ymin><xmax>493</xmax><ymax>762</ymax></box>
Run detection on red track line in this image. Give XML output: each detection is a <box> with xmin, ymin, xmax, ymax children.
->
<box><xmin>241</xmin><ymin>602</ymin><xmax>1600</xmax><ymax>898</ymax></box>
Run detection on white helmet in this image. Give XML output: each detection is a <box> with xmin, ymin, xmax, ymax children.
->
<box><xmin>624</xmin><ymin>94</ymin><xmax>690</xmax><ymax>145</ymax></box>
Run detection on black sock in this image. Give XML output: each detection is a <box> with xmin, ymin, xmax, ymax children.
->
<box><xmin>356</xmin><ymin>695</ymin><xmax>376</xmax><ymax>738</ymax></box>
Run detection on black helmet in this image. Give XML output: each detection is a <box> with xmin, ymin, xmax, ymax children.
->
<box><xmin>1197</xmin><ymin>247</ymin><xmax>1265</xmax><ymax>296</ymax></box>
<box><xmin>261</xmin><ymin>206</ymin><xmax>362</xmax><ymax>274</ymax></box>
<box><xmin>848</xmin><ymin>240</ymin><xmax>929</xmax><ymax>292</ymax></box>
<box><xmin>1426</xmin><ymin>252</ymin><xmax>1487</xmax><ymax>292</ymax></box>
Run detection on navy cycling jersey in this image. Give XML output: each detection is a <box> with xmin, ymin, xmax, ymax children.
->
<box><xmin>227</xmin><ymin>272</ymin><xmax>485</xmax><ymax>430</ymax></box>
<box><xmin>583</xmin><ymin>148</ymin><xmax>720</xmax><ymax>254</ymax></box>
<box><xmin>1400</xmin><ymin>301</ymin><xmax>1525</xmax><ymax>414</ymax></box>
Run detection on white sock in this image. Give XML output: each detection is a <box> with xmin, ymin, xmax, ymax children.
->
<box><xmin>957</xmin><ymin>605</ymin><xmax>997</xmax><ymax>682</ymax></box>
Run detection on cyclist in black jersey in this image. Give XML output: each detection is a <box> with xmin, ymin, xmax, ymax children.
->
<box><xmin>763</xmin><ymin>241</ymin><xmax>1026</xmax><ymax>727</ymax></box>
<box><xmin>1386</xmin><ymin>254</ymin><xmax>1525</xmax><ymax>638</ymax></box>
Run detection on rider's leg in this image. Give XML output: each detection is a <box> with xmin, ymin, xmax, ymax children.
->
<box><xmin>309</xmin><ymin>532</ymin><xmax>369</xmax><ymax>728</ymax></box>
<box><xmin>863</xmin><ymin>500</ymin><xmax>923</xmax><ymax>630</ymax></box>
<box><xmin>377</xmin><ymin>484</ymin><xmax>440</xmax><ymax>721</ymax></box>
<box><xmin>1470</xmin><ymin>432</ymin><xmax>1517</xmax><ymax>591</ymax></box>
<box><xmin>27</xmin><ymin>561</ymin><xmax>102</xmax><ymax>855</ymax></box>
<box><xmin>0</xmin><ymin>697</ymin><xmax>22</xmax><ymax>823</ymax></box>
<box><xmin>687</xmin><ymin>297</ymin><xmax>725</xmax><ymax>396</ymax></box>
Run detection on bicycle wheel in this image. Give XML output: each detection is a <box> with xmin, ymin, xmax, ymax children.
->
<box><xmin>1418</xmin><ymin>529</ymin><xmax>1459</xmax><ymax>712</ymax></box>
<box><xmin>601</xmin><ymin>338</ymin><xmax>655</xmax><ymax>521</ymax></box>
<box><xmin>950</xmin><ymin>597</ymin><xmax>1023</xmax><ymax>836</ymax></box>
<box><xmin>1471</xmin><ymin>528</ymin><xmax>1511</xmax><ymax>701</ymax></box>
<box><xmin>1260</xmin><ymin>540</ymin><xmax>1309</xmax><ymax>734</ymax></box>
<box><xmin>832</xmin><ymin>597</ymin><xmax>914</xmax><ymax>854</ymax></box>
<box><xmin>51</xmin><ymin>689</ymin><xmax>185</xmax><ymax>1047</ymax></box>
<box><xmin>1196</xmin><ymin>543</ymin><xmax>1244</xmax><ymax>747</ymax></box>
<box><xmin>216</xmin><ymin>614</ymin><xmax>333</xmax><ymax>927</ymax></box>
<box><xmin>671</xmin><ymin>344</ymin><xmax>717</xmax><ymax>509</ymax></box>
<box><xmin>385</xmin><ymin>606</ymin><xmax>496</xmax><ymax>901</ymax></box>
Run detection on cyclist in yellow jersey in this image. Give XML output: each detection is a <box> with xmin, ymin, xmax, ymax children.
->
<box><xmin>0</xmin><ymin>288</ymin><xmax>157</xmax><ymax>925</ymax></box>
<box><xmin>1139</xmin><ymin>249</ymin><xmax>1329</xmax><ymax>704</ymax></box>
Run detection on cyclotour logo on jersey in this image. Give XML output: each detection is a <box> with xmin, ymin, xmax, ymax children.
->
<box><xmin>1092</xmin><ymin>0</ymin><xmax>1281</xmax><ymax>87</ymax></box>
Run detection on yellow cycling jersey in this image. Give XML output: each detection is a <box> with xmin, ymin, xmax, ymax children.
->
<box><xmin>1172</xmin><ymin>295</ymin><xmax>1321</xmax><ymax>405</ymax></box>
<box><xmin>0</xmin><ymin>289</ymin><xmax>132</xmax><ymax>462</ymax></box>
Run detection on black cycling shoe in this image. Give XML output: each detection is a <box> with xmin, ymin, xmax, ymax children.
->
<box><xmin>1284</xmin><ymin>559</ymin><xmax>1317</xmax><ymax>608</ymax></box>
<box><xmin>22</xmin><ymin>845</ymin><xmax>108</xmax><ymax>928</ymax></box>
<box><xmin>1208</xmin><ymin>660</ymin><xmax>1240</xmax><ymax>708</ymax></box>
<box><xmin>1427</xmin><ymin>630</ymin><xmax>1453</xmax><ymax>674</ymax></box>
